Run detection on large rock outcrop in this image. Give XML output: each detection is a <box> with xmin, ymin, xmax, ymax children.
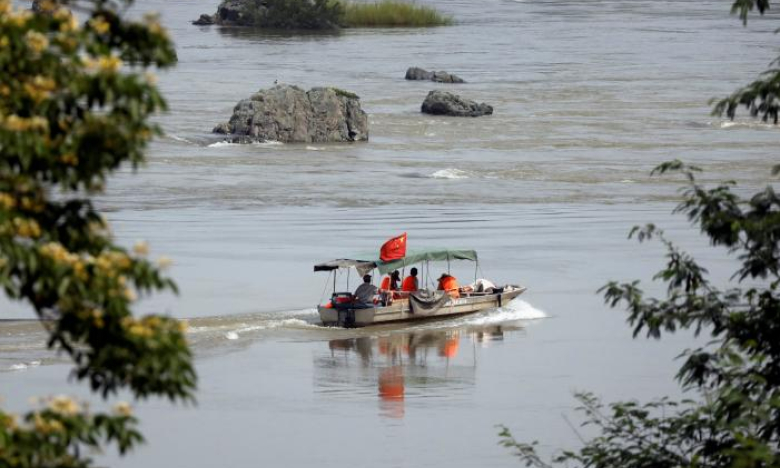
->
<box><xmin>405</xmin><ymin>67</ymin><xmax>465</xmax><ymax>84</ymax></box>
<box><xmin>213</xmin><ymin>84</ymin><xmax>369</xmax><ymax>143</ymax></box>
<box><xmin>194</xmin><ymin>0</ymin><xmax>342</xmax><ymax>29</ymax></box>
<box><xmin>421</xmin><ymin>91</ymin><xmax>492</xmax><ymax>117</ymax></box>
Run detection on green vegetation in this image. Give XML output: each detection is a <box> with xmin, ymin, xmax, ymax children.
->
<box><xmin>331</xmin><ymin>87</ymin><xmax>360</xmax><ymax>99</ymax></box>
<box><xmin>240</xmin><ymin>0</ymin><xmax>342</xmax><ymax>29</ymax></box>
<box><xmin>340</xmin><ymin>1</ymin><xmax>453</xmax><ymax>27</ymax></box>
<box><xmin>499</xmin><ymin>1</ymin><xmax>780</xmax><ymax>466</ymax></box>
<box><xmin>0</xmin><ymin>0</ymin><xmax>195</xmax><ymax>465</ymax></box>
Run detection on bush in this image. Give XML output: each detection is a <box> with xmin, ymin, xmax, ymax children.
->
<box><xmin>240</xmin><ymin>0</ymin><xmax>343</xmax><ymax>29</ymax></box>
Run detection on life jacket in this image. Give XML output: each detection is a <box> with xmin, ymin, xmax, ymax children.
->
<box><xmin>401</xmin><ymin>276</ymin><xmax>418</xmax><ymax>292</ymax></box>
<box><xmin>439</xmin><ymin>276</ymin><xmax>460</xmax><ymax>298</ymax></box>
<box><xmin>380</xmin><ymin>276</ymin><xmax>391</xmax><ymax>290</ymax></box>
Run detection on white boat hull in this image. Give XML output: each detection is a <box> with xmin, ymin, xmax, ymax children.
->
<box><xmin>318</xmin><ymin>286</ymin><xmax>526</xmax><ymax>328</ymax></box>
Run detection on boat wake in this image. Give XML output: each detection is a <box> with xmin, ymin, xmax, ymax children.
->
<box><xmin>0</xmin><ymin>300</ymin><xmax>548</xmax><ymax>363</ymax></box>
<box><xmin>430</xmin><ymin>168</ymin><xmax>470</xmax><ymax>179</ymax></box>
<box><xmin>404</xmin><ymin>298</ymin><xmax>547</xmax><ymax>332</ymax></box>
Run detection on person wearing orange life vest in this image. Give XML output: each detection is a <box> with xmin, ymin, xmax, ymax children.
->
<box><xmin>437</xmin><ymin>273</ymin><xmax>460</xmax><ymax>298</ymax></box>
<box><xmin>380</xmin><ymin>270</ymin><xmax>401</xmax><ymax>291</ymax></box>
<box><xmin>401</xmin><ymin>267</ymin><xmax>419</xmax><ymax>292</ymax></box>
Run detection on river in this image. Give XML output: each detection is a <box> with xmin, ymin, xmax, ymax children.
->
<box><xmin>1</xmin><ymin>0</ymin><xmax>778</xmax><ymax>466</ymax></box>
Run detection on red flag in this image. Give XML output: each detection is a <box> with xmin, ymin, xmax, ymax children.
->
<box><xmin>380</xmin><ymin>233</ymin><xmax>407</xmax><ymax>262</ymax></box>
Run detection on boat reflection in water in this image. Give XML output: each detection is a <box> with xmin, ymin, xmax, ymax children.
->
<box><xmin>313</xmin><ymin>322</ymin><xmax>521</xmax><ymax>419</ymax></box>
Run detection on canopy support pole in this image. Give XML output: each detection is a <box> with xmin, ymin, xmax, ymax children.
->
<box><xmin>333</xmin><ymin>271</ymin><xmax>336</xmax><ymax>293</ymax></box>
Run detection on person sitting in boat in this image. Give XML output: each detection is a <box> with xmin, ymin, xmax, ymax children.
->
<box><xmin>437</xmin><ymin>273</ymin><xmax>460</xmax><ymax>298</ymax></box>
<box><xmin>380</xmin><ymin>270</ymin><xmax>401</xmax><ymax>291</ymax></box>
<box><xmin>401</xmin><ymin>267</ymin><xmax>419</xmax><ymax>292</ymax></box>
<box><xmin>379</xmin><ymin>270</ymin><xmax>402</xmax><ymax>304</ymax></box>
<box><xmin>353</xmin><ymin>274</ymin><xmax>379</xmax><ymax>308</ymax></box>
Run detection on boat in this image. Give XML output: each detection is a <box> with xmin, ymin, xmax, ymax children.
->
<box><xmin>314</xmin><ymin>248</ymin><xmax>527</xmax><ymax>327</ymax></box>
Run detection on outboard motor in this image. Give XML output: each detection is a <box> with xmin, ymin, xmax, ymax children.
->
<box><xmin>331</xmin><ymin>292</ymin><xmax>356</xmax><ymax>328</ymax></box>
<box><xmin>337</xmin><ymin>309</ymin><xmax>356</xmax><ymax>328</ymax></box>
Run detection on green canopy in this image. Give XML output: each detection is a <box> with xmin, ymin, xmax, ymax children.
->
<box><xmin>376</xmin><ymin>249</ymin><xmax>478</xmax><ymax>274</ymax></box>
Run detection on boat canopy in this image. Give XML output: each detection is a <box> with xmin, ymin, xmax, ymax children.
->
<box><xmin>314</xmin><ymin>249</ymin><xmax>478</xmax><ymax>276</ymax></box>
<box><xmin>313</xmin><ymin>259</ymin><xmax>376</xmax><ymax>273</ymax></box>
<box><xmin>376</xmin><ymin>249</ymin><xmax>477</xmax><ymax>274</ymax></box>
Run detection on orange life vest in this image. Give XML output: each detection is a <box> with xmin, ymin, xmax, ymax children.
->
<box><xmin>438</xmin><ymin>276</ymin><xmax>460</xmax><ymax>298</ymax></box>
<box><xmin>380</xmin><ymin>276</ymin><xmax>391</xmax><ymax>290</ymax></box>
<box><xmin>401</xmin><ymin>276</ymin><xmax>418</xmax><ymax>292</ymax></box>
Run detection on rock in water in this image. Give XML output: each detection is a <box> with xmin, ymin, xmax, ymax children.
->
<box><xmin>193</xmin><ymin>14</ymin><xmax>216</xmax><ymax>25</ymax></box>
<box><xmin>213</xmin><ymin>84</ymin><xmax>369</xmax><ymax>143</ymax></box>
<box><xmin>421</xmin><ymin>90</ymin><xmax>493</xmax><ymax>117</ymax></box>
<box><xmin>194</xmin><ymin>0</ymin><xmax>342</xmax><ymax>29</ymax></box>
<box><xmin>405</xmin><ymin>67</ymin><xmax>465</xmax><ymax>84</ymax></box>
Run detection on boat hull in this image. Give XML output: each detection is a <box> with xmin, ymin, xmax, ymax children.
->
<box><xmin>318</xmin><ymin>286</ymin><xmax>526</xmax><ymax>328</ymax></box>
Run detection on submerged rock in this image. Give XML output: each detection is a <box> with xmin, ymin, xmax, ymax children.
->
<box><xmin>193</xmin><ymin>14</ymin><xmax>216</xmax><ymax>25</ymax></box>
<box><xmin>213</xmin><ymin>84</ymin><xmax>368</xmax><ymax>143</ymax></box>
<box><xmin>405</xmin><ymin>67</ymin><xmax>465</xmax><ymax>84</ymax></box>
<box><xmin>421</xmin><ymin>90</ymin><xmax>493</xmax><ymax>117</ymax></box>
<box><xmin>193</xmin><ymin>0</ymin><xmax>342</xmax><ymax>29</ymax></box>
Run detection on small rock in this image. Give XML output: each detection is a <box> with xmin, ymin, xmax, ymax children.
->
<box><xmin>421</xmin><ymin>90</ymin><xmax>492</xmax><ymax>117</ymax></box>
<box><xmin>193</xmin><ymin>14</ymin><xmax>216</xmax><ymax>25</ymax></box>
<box><xmin>405</xmin><ymin>67</ymin><xmax>465</xmax><ymax>84</ymax></box>
<box><xmin>212</xmin><ymin>122</ymin><xmax>231</xmax><ymax>134</ymax></box>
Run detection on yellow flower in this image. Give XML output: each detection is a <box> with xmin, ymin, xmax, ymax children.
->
<box><xmin>56</xmin><ymin>8</ymin><xmax>79</xmax><ymax>33</ymax></box>
<box><xmin>13</xmin><ymin>217</ymin><xmax>41</xmax><ymax>238</ymax></box>
<box><xmin>34</xmin><ymin>0</ymin><xmax>56</xmax><ymax>13</ymax></box>
<box><xmin>0</xmin><ymin>193</ymin><xmax>16</xmax><ymax>210</ymax></box>
<box><xmin>7</xmin><ymin>8</ymin><xmax>32</xmax><ymax>27</ymax></box>
<box><xmin>22</xmin><ymin>76</ymin><xmax>56</xmax><ymax>104</ymax></box>
<box><xmin>60</xmin><ymin>153</ymin><xmax>78</xmax><ymax>165</ymax></box>
<box><xmin>0</xmin><ymin>413</ymin><xmax>18</xmax><ymax>430</ymax></box>
<box><xmin>2</xmin><ymin>115</ymin><xmax>49</xmax><ymax>132</ymax></box>
<box><xmin>88</xmin><ymin>55</ymin><xmax>123</xmax><ymax>73</ymax></box>
<box><xmin>0</xmin><ymin>36</ymin><xmax>8</xmax><ymax>48</ymax></box>
<box><xmin>124</xmin><ymin>287</ymin><xmax>137</xmax><ymax>302</ymax></box>
<box><xmin>73</xmin><ymin>261</ymin><xmax>88</xmax><ymax>281</ymax></box>
<box><xmin>157</xmin><ymin>255</ymin><xmax>173</xmax><ymax>269</ymax></box>
<box><xmin>88</xmin><ymin>16</ymin><xmax>110</xmax><ymax>35</ymax></box>
<box><xmin>143</xmin><ymin>316</ymin><xmax>161</xmax><ymax>328</ymax></box>
<box><xmin>24</xmin><ymin>31</ymin><xmax>48</xmax><ymax>54</ymax></box>
<box><xmin>129</xmin><ymin>323</ymin><xmax>152</xmax><ymax>337</ymax></box>
<box><xmin>114</xmin><ymin>401</ymin><xmax>132</xmax><ymax>417</ymax></box>
<box><xmin>48</xmin><ymin>395</ymin><xmax>80</xmax><ymax>416</ymax></box>
<box><xmin>144</xmin><ymin>72</ymin><xmax>158</xmax><ymax>85</ymax></box>
<box><xmin>133</xmin><ymin>240</ymin><xmax>149</xmax><ymax>256</ymax></box>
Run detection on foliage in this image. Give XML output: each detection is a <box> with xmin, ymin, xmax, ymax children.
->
<box><xmin>712</xmin><ymin>0</ymin><xmax>779</xmax><ymax>123</ymax></box>
<box><xmin>499</xmin><ymin>2</ymin><xmax>780</xmax><ymax>465</ymax></box>
<box><xmin>0</xmin><ymin>398</ymin><xmax>142</xmax><ymax>467</ymax></box>
<box><xmin>331</xmin><ymin>87</ymin><xmax>359</xmax><ymax>99</ymax></box>
<box><xmin>340</xmin><ymin>1</ymin><xmax>452</xmax><ymax>28</ymax></box>
<box><xmin>239</xmin><ymin>0</ymin><xmax>343</xmax><ymax>29</ymax></box>
<box><xmin>500</xmin><ymin>161</ymin><xmax>780</xmax><ymax>467</ymax></box>
<box><xmin>0</xmin><ymin>0</ymin><xmax>195</xmax><ymax>464</ymax></box>
<box><xmin>229</xmin><ymin>0</ymin><xmax>451</xmax><ymax>29</ymax></box>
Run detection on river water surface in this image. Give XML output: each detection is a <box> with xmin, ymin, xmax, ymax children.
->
<box><xmin>1</xmin><ymin>0</ymin><xmax>778</xmax><ymax>466</ymax></box>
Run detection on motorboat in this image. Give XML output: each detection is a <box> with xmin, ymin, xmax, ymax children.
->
<box><xmin>314</xmin><ymin>248</ymin><xmax>526</xmax><ymax>327</ymax></box>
